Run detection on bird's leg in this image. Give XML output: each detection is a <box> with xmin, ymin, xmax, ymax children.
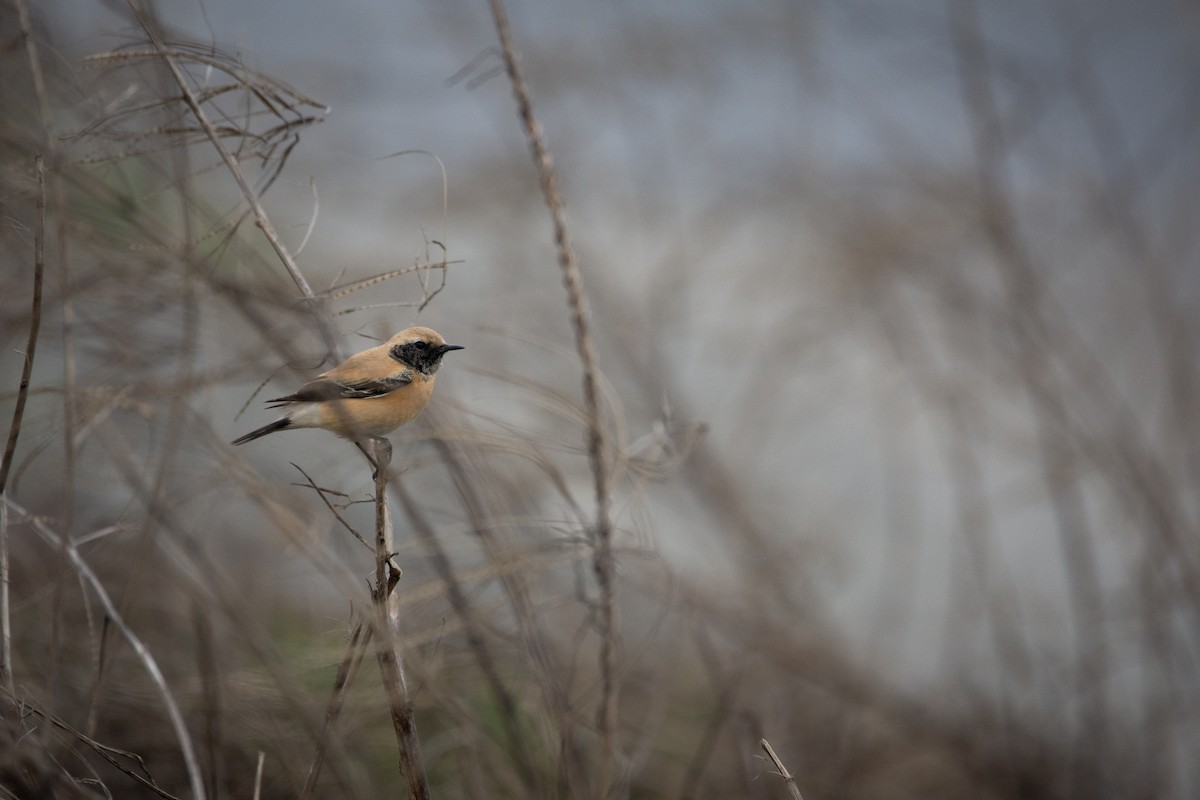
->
<box><xmin>373</xmin><ymin>436</ymin><xmax>393</xmax><ymax>478</ymax></box>
<box><xmin>359</xmin><ymin>436</ymin><xmax>393</xmax><ymax>479</ymax></box>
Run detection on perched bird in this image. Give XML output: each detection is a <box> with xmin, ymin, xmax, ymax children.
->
<box><xmin>232</xmin><ymin>326</ymin><xmax>463</xmax><ymax>445</ymax></box>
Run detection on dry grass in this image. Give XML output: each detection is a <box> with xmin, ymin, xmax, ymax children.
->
<box><xmin>1</xmin><ymin>1</ymin><xmax>1197</xmax><ymax>799</ymax></box>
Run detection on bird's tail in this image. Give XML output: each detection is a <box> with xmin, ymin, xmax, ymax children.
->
<box><xmin>231</xmin><ymin>417</ymin><xmax>292</xmax><ymax>446</ymax></box>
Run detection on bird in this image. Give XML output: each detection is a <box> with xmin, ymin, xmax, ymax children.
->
<box><xmin>232</xmin><ymin>326</ymin><xmax>463</xmax><ymax>446</ymax></box>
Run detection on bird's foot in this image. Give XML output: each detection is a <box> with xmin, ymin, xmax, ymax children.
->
<box><xmin>365</xmin><ymin>436</ymin><xmax>393</xmax><ymax>479</ymax></box>
<box><xmin>386</xmin><ymin>553</ymin><xmax>403</xmax><ymax>589</ymax></box>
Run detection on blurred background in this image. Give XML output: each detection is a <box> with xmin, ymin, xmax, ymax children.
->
<box><xmin>2</xmin><ymin>0</ymin><xmax>1199</xmax><ymax>797</ymax></box>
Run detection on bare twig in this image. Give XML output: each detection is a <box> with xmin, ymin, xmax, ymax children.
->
<box><xmin>4</xmin><ymin>496</ymin><xmax>207</xmax><ymax>800</ymax></box>
<box><xmin>1</xmin><ymin>688</ymin><xmax>182</xmax><ymax>799</ymax></box>
<box><xmin>429</xmin><ymin>427</ymin><xmax>587</xmax><ymax>789</ymax></box>
<box><xmin>484</xmin><ymin>0</ymin><xmax>620</xmax><ymax>788</ymax></box>
<box><xmin>100</xmin><ymin>422</ymin><xmax>367</xmax><ymax>797</ymax></box>
<box><xmin>191</xmin><ymin>605</ymin><xmax>224</xmax><ymax>797</ymax></box>
<box><xmin>364</xmin><ymin>438</ymin><xmax>431</xmax><ymax>800</ymax></box>
<box><xmin>301</xmin><ymin>616</ymin><xmax>373</xmax><ymax>799</ymax></box>
<box><xmin>0</xmin><ymin>500</ymin><xmax>8</xmax><ymax>696</ymax></box>
<box><xmin>15</xmin><ymin>0</ymin><xmax>50</xmax><ymax>128</ymax></box>
<box><xmin>119</xmin><ymin>14</ymin><xmax>440</xmax><ymax>795</ymax></box>
<box><xmin>0</xmin><ymin>154</ymin><xmax>45</xmax><ymax>693</ymax></box>
<box><xmin>290</xmin><ymin>463</ymin><xmax>372</xmax><ymax>552</ymax></box>
<box><xmin>253</xmin><ymin>751</ymin><xmax>265</xmax><ymax>800</ymax></box>
<box><xmin>324</xmin><ymin>261</ymin><xmax>458</xmax><ymax>303</ymax></box>
<box><xmin>677</xmin><ymin>630</ymin><xmax>742</xmax><ymax>799</ymax></box>
<box><xmin>0</xmin><ymin>156</ymin><xmax>44</xmax><ymax>495</ymax></box>
<box><xmin>949</xmin><ymin>3</ymin><xmax>1110</xmax><ymax>791</ymax></box>
<box><xmin>126</xmin><ymin>2</ymin><xmax>339</xmax><ymax>360</ymax></box>
<box><xmin>16</xmin><ymin>0</ymin><xmax>80</xmax><ymax>748</ymax></box>
<box><xmin>759</xmin><ymin>739</ymin><xmax>804</xmax><ymax>800</ymax></box>
<box><xmin>390</xmin><ymin>472</ymin><xmax>540</xmax><ymax>791</ymax></box>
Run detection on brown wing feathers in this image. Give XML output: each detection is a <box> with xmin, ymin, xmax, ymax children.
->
<box><xmin>266</xmin><ymin>370</ymin><xmax>413</xmax><ymax>406</ymax></box>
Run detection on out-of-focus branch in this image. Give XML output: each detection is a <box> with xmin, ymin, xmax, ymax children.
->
<box><xmin>483</xmin><ymin>1</ymin><xmax>620</xmax><ymax>790</ymax></box>
<box><xmin>0</xmin><ymin>687</ymin><xmax>182</xmax><ymax>799</ymax></box>
<box><xmin>0</xmin><ymin>128</ymin><xmax>45</xmax><ymax>496</ymax></box>
<box><xmin>0</xmin><ymin>155</ymin><xmax>45</xmax><ymax>693</ymax></box>
<box><xmin>949</xmin><ymin>2</ymin><xmax>1108</xmax><ymax>793</ymax></box>
<box><xmin>390</xmin><ymin>472</ymin><xmax>540</xmax><ymax>790</ymax></box>
<box><xmin>126</xmin><ymin>1</ymin><xmax>339</xmax><ymax>361</ymax></box>
<box><xmin>301</xmin><ymin>615</ymin><xmax>373</xmax><ymax>799</ymax></box>
<box><xmin>4</xmin><ymin>496</ymin><xmax>207</xmax><ymax>800</ymax></box>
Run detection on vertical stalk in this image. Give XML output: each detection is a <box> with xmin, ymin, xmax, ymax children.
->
<box><xmin>484</xmin><ymin>1</ymin><xmax>620</xmax><ymax>791</ymax></box>
<box><xmin>368</xmin><ymin>439</ymin><xmax>431</xmax><ymax>800</ymax></box>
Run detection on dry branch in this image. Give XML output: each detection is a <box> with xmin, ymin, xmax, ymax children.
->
<box><xmin>390</xmin><ymin>472</ymin><xmax>540</xmax><ymax>790</ymax></box>
<box><xmin>4</xmin><ymin>497</ymin><xmax>207</xmax><ymax>800</ymax></box>
<box><xmin>0</xmin><ymin>689</ymin><xmax>182</xmax><ymax>799</ymax></box>
<box><xmin>484</xmin><ymin>0</ymin><xmax>621</xmax><ymax>790</ymax></box>
<box><xmin>0</xmin><ymin>157</ymin><xmax>44</xmax><ymax>496</ymax></box>
<box><xmin>365</xmin><ymin>438</ymin><xmax>431</xmax><ymax>800</ymax></box>
<box><xmin>301</xmin><ymin>616</ymin><xmax>373</xmax><ymax>799</ymax></box>
<box><xmin>113</xmin><ymin>10</ymin><xmax>440</xmax><ymax>796</ymax></box>
<box><xmin>760</xmin><ymin>739</ymin><xmax>804</xmax><ymax>800</ymax></box>
<box><xmin>126</xmin><ymin>3</ymin><xmax>338</xmax><ymax>360</ymax></box>
<box><xmin>0</xmin><ymin>154</ymin><xmax>45</xmax><ymax>693</ymax></box>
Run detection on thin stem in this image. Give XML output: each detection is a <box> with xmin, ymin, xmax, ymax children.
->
<box><xmin>759</xmin><ymin>739</ymin><xmax>804</xmax><ymax>800</ymax></box>
<box><xmin>484</xmin><ymin>1</ymin><xmax>620</xmax><ymax>789</ymax></box>
<box><xmin>252</xmin><ymin>752</ymin><xmax>265</xmax><ymax>800</ymax></box>
<box><xmin>0</xmin><ymin>687</ymin><xmax>182</xmax><ymax>799</ymax></box>
<box><xmin>127</xmin><ymin>1</ymin><xmax>339</xmax><ymax>361</ymax></box>
<box><xmin>16</xmin><ymin>0</ymin><xmax>78</xmax><ymax>739</ymax></box>
<box><xmin>0</xmin><ymin>155</ymin><xmax>44</xmax><ymax>495</ymax></box>
<box><xmin>0</xmin><ymin>501</ymin><xmax>8</xmax><ymax>697</ymax></box>
<box><xmin>6</xmin><ymin>496</ymin><xmax>207</xmax><ymax>800</ymax></box>
<box><xmin>949</xmin><ymin>3</ymin><xmax>1110</xmax><ymax>790</ymax></box>
<box><xmin>301</xmin><ymin>617</ymin><xmax>373</xmax><ymax>799</ymax></box>
<box><xmin>391</xmin><ymin>473</ymin><xmax>540</xmax><ymax>791</ymax></box>
<box><xmin>0</xmin><ymin>153</ymin><xmax>45</xmax><ymax>693</ymax></box>
<box><xmin>366</xmin><ymin>438</ymin><xmax>431</xmax><ymax>800</ymax></box>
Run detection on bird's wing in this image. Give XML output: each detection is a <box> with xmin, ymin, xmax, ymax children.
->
<box><xmin>320</xmin><ymin>344</ymin><xmax>392</xmax><ymax>384</ymax></box>
<box><xmin>267</xmin><ymin>368</ymin><xmax>414</xmax><ymax>406</ymax></box>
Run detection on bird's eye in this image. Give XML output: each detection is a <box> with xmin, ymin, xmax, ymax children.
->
<box><xmin>412</xmin><ymin>341</ymin><xmax>428</xmax><ymax>350</ymax></box>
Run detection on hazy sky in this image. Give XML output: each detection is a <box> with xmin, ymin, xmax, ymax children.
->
<box><xmin>39</xmin><ymin>1</ymin><xmax>1197</xmax><ymax>274</ymax></box>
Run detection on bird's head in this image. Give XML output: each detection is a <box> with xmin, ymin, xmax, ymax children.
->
<box><xmin>387</xmin><ymin>327</ymin><xmax>464</xmax><ymax>374</ymax></box>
